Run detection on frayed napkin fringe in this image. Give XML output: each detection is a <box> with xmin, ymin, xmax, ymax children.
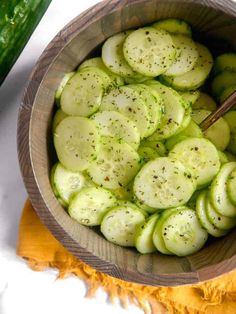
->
<box><xmin>23</xmin><ymin>256</ymin><xmax>234</xmax><ymax>314</ymax></box>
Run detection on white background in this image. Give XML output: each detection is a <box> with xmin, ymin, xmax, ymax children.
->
<box><xmin>0</xmin><ymin>1</ymin><xmax>143</xmax><ymax>313</ymax></box>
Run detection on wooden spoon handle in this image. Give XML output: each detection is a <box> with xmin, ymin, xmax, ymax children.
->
<box><xmin>200</xmin><ymin>90</ymin><xmax>236</xmax><ymax>131</ymax></box>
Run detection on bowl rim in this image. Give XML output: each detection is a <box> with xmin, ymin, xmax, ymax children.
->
<box><xmin>17</xmin><ymin>0</ymin><xmax>236</xmax><ymax>286</ymax></box>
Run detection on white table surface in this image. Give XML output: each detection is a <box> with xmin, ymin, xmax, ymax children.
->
<box><xmin>0</xmin><ymin>1</ymin><xmax>143</xmax><ymax>313</ymax></box>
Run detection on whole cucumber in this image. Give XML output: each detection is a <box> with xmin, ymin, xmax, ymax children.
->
<box><xmin>0</xmin><ymin>0</ymin><xmax>52</xmax><ymax>85</ymax></box>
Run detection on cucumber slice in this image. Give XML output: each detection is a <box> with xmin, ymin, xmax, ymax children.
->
<box><xmin>133</xmin><ymin>197</ymin><xmax>158</xmax><ymax>214</ymax></box>
<box><xmin>87</xmin><ymin>137</ymin><xmax>140</xmax><ymax>189</ymax></box>
<box><xmin>191</xmin><ymin>109</ymin><xmax>211</xmax><ymax>125</ymax></box>
<box><xmin>165</xmin><ymin>134</ymin><xmax>189</xmax><ymax>151</ymax></box>
<box><xmin>100</xmin><ymin>86</ymin><xmax>151</xmax><ymax>138</ymax></box>
<box><xmin>52</xmin><ymin>109</ymin><xmax>68</xmax><ymax>133</ymax></box>
<box><xmin>115</xmin><ymin>200</ymin><xmax>149</xmax><ymax>219</ymax></box>
<box><xmin>140</xmin><ymin>140</ymin><xmax>166</xmax><ymax>156</ymax></box>
<box><xmin>78</xmin><ymin>57</ymin><xmax>124</xmax><ymax>87</ymax></box>
<box><xmin>211</xmin><ymin>71</ymin><xmax>236</xmax><ymax>98</ymax></box>
<box><xmin>169</xmin><ymin>137</ymin><xmax>220</xmax><ymax>187</ymax></box>
<box><xmin>138</xmin><ymin>146</ymin><xmax>160</xmax><ymax>165</ymax></box>
<box><xmin>51</xmin><ymin>163</ymin><xmax>59</xmax><ymax>198</ymax></box>
<box><xmin>164</xmin><ymin>35</ymin><xmax>198</xmax><ymax>76</ymax></box>
<box><xmin>135</xmin><ymin>213</ymin><xmax>160</xmax><ymax>254</ymax></box>
<box><xmin>204</xmin><ymin>117</ymin><xmax>230</xmax><ymax>151</ymax></box>
<box><xmin>110</xmin><ymin>182</ymin><xmax>133</xmax><ymax>201</ymax></box>
<box><xmin>224</xmin><ymin>111</ymin><xmax>236</xmax><ymax>154</ymax></box>
<box><xmin>196</xmin><ymin>191</ymin><xmax>227</xmax><ymax>237</ymax></box>
<box><xmin>152</xmin><ymin>18</ymin><xmax>192</xmax><ymax>37</ymax></box>
<box><xmin>80</xmin><ymin>66</ymin><xmax>113</xmax><ymax>89</ymax></box>
<box><xmin>55</xmin><ymin>72</ymin><xmax>75</xmax><ymax>107</ymax></box>
<box><xmin>218</xmin><ymin>151</ymin><xmax>229</xmax><ymax>164</ymax></box>
<box><xmin>227</xmin><ymin>168</ymin><xmax>236</xmax><ymax>205</ymax></box>
<box><xmin>79</xmin><ymin>56</ymin><xmax>106</xmax><ymax>70</ymax></box>
<box><xmin>91</xmin><ymin>111</ymin><xmax>140</xmax><ymax>150</ymax></box>
<box><xmin>68</xmin><ymin>187</ymin><xmax>116</xmax><ymax>226</ymax></box>
<box><xmin>192</xmin><ymin>109</ymin><xmax>230</xmax><ymax>151</ymax></box>
<box><xmin>180</xmin><ymin>119</ymin><xmax>203</xmax><ymax>137</ymax></box>
<box><xmin>175</xmin><ymin>106</ymin><xmax>192</xmax><ymax>134</ymax></box>
<box><xmin>128</xmin><ymin>84</ymin><xmax>163</xmax><ymax>135</ymax></box>
<box><xmin>101</xmin><ymin>205</ymin><xmax>146</xmax><ymax>246</ymax></box>
<box><xmin>192</xmin><ymin>92</ymin><xmax>217</xmax><ymax>111</ymax></box>
<box><xmin>83</xmin><ymin>172</ymin><xmax>97</xmax><ymax>188</ymax></box>
<box><xmin>53</xmin><ymin>163</ymin><xmax>85</xmax><ymax>205</ymax></box>
<box><xmin>224</xmin><ymin>151</ymin><xmax>236</xmax><ymax>161</ymax></box>
<box><xmin>54</xmin><ymin>117</ymin><xmax>99</xmax><ymax>171</ymax></box>
<box><xmin>161</xmin><ymin>43</ymin><xmax>213</xmax><ymax>91</ymax></box>
<box><xmin>162</xmin><ymin>207</ymin><xmax>208</xmax><ymax>256</ymax></box>
<box><xmin>219</xmin><ymin>85</ymin><xmax>236</xmax><ymax>103</ymax></box>
<box><xmin>210</xmin><ymin>162</ymin><xmax>236</xmax><ymax>217</ymax></box>
<box><xmin>179</xmin><ymin>90</ymin><xmax>200</xmax><ymax>107</ymax></box>
<box><xmin>152</xmin><ymin>208</ymin><xmax>177</xmax><ymax>254</ymax></box>
<box><xmin>145</xmin><ymin>81</ymin><xmax>185</xmax><ymax>140</ymax></box>
<box><xmin>133</xmin><ymin>157</ymin><xmax>196</xmax><ymax>209</ymax></box>
<box><xmin>51</xmin><ymin>164</ymin><xmax>67</xmax><ymax>208</ymax></box>
<box><xmin>61</xmin><ymin>68</ymin><xmax>106</xmax><ymax>117</ymax></box>
<box><xmin>213</xmin><ymin>53</ymin><xmax>236</xmax><ymax>76</ymax></box>
<box><xmin>102</xmin><ymin>31</ymin><xmax>140</xmax><ymax>78</ymax></box>
<box><xmin>123</xmin><ymin>27</ymin><xmax>176</xmax><ymax>77</ymax></box>
<box><xmin>166</xmin><ymin>119</ymin><xmax>203</xmax><ymax>150</ymax></box>
<box><xmin>205</xmin><ymin>194</ymin><xmax>236</xmax><ymax>230</ymax></box>
<box><xmin>124</xmin><ymin>76</ymin><xmax>149</xmax><ymax>84</ymax></box>
<box><xmin>187</xmin><ymin>189</ymin><xmax>202</xmax><ymax>209</ymax></box>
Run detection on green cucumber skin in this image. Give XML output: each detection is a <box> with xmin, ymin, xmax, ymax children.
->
<box><xmin>0</xmin><ymin>0</ymin><xmax>52</xmax><ymax>84</ymax></box>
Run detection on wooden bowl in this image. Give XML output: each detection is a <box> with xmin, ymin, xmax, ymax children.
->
<box><xmin>18</xmin><ymin>0</ymin><xmax>236</xmax><ymax>286</ymax></box>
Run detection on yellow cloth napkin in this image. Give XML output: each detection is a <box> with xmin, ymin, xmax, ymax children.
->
<box><xmin>17</xmin><ymin>200</ymin><xmax>236</xmax><ymax>314</ymax></box>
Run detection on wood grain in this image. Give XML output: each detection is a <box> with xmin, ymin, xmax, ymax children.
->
<box><xmin>17</xmin><ymin>0</ymin><xmax>236</xmax><ymax>287</ymax></box>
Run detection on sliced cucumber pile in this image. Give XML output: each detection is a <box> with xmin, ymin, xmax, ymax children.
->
<box><xmin>52</xmin><ymin>109</ymin><xmax>68</xmax><ymax>133</ymax></box>
<box><xmin>55</xmin><ymin>72</ymin><xmax>75</xmax><ymax>107</ymax></box>
<box><xmin>196</xmin><ymin>191</ymin><xmax>228</xmax><ymax>237</ymax></box>
<box><xmin>87</xmin><ymin>137</ymin><xmax>140</xmax><ymax>189</ymax></box>
<box><xmin>179</xmin><ymin>90</ymin><xmax>200</xmax><ymax>107</ymax></box>
<box><xmin>133</xmin><ymin>157</ymin><xmax>196</xmax><ymax>209</ymax></box>
<box><xmin>192</xmin><ymin>92</ymin><xmax>217</xmax><ymax>111</ymax></box>
<box><xmin>152</xmin><ymin>208</ymin><xmax>177</xmax><ymax>255</ymax></box>
<box><xmin>52</xmin><ymin>162</ymin><xmax>86</xmax><ymax>205</ymax></box>
<box><xmin>191</xmin><ymin>109</ymin><xmax>230</xmax><ymax>151</ymax></box>
<box><xmin>163</xmin><ymin>34</ymin><xmax>198</xmax><ymax>77</ymax></box>
<box><xmin>69</xmin><ymin>187</ymin><xmax>116</xmax><ymax>226</ymax></box>
<box><xmin>91</xmin><ymin>110</ymin><xmax>140</xmax><ymax>150</ymax></box>
<box><xmin>211</xmin><ymin>53</ymin><xmax>236</xmax><ymax>103</ymax></box>
<box><xmin>212</xmin><ymin>71</ymin><xmax>236</xmax><ymax>99</ymax></box>
<box><xmin>161</xmin><ymin>43</ymin><xmax>213</xmax><ymax>91</ymax></box>
<box><xmin>169</xmin><ymin>138</ymin><xmax>220</xmax><ymax>188</ymax></box>
<box><xmin>100</xmin><ymin>85</ymin><xmax>154</xmax><ymax>138</ymax></box>
<box><xmin>210</xmin><ymin>162</ymin><xmax>236</xmax><ymax>217</ymax></box>
<box><xmin>162</xmin><ymin>207</ymin><xmax>208</xmax><ymax>256</ymax></box>
<box><xmin>223</xmin><ymin>111</ymin><xmax>236</xmax><ymax>154</ymax></box>
<box><xmin>78</xmin><ymin>57</ymin><xmax>124</xmax><ymax>87</ymax></box>
<box><xmin>50</xmin><ymin>18</ymin><xmax>236</xmax><ymax>257</ymax></box>
<box><xmin>123</xmin><ymin>27</ymin><xmax>176</xmax><ymax>77</ymax></box>
<box><xmin>101</xmin><ymin>205</ymin><xmax>146</xmax><ymax>246</ymax></box>
<box><xmin>145</xmin><ymin>80</ymin><xmax>186</xmax><ymax>140</ymax></box>
<box><xmin>152</xmin><ymin>18</ymin><xmax>192</xmax><ymax>37</ymax></box>
<box><xmin>54</xmin><ymin>116</ymin><xmax>100</xmax><ymax>171</ymax></box>
<box><xmin>61</xmin><ymin>67</ymin><xmax>111</xmax><ymax>117</ymax></box>
<box><xmin>135</xmin><ymin>213</ymin><xmax>159</xmax><ymax>254</ymax></box>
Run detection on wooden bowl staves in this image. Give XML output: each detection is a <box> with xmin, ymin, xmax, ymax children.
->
<box><xmin>17</xmin><ymin>0</ymin><xmax>236</xmax><ymax>286</ymax></box>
